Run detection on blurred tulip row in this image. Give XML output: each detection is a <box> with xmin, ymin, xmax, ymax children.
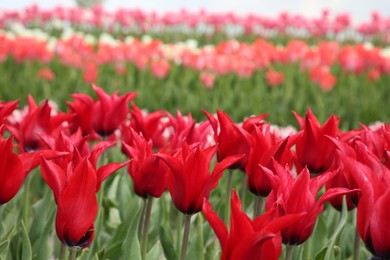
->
<box><xmin>0</xmin><ymin>85</ymin><xmax>390</xmax><ymax>259</ymax></box>
<box><xmin>1</xmin><ymin>5</ymin><xmax>390</xmax><ymax>43</ymax></box>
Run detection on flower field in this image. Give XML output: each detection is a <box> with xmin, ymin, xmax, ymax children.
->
<box><xmin>1</xmin><ymin>5</ymin><xmax>390</xmax><ymax>260</ymax></box>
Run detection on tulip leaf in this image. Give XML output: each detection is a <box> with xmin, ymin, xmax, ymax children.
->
<box><xmin>146</xmin><ymin>241</ymin><xmax>163</xmax><ymax>259</ymax></box>
<box><xmin>21</xmin><ymin>221</ymin><xmax>32</xmax><ymax>260</ymax></box>
<box><xmin>159</xmin><ymin>225</ymin><xmax>178</xmax><ymax>260</ymax></box>
<box><xmin>0</xmin><ymin>240</ymin><xmax>9</xmax><ymax>254</ymax></box>
<box><xmin>324</xmin><ymin>198</ymin><xmax>348</xmax><ymax>260</ymax></box>
<box><xmin>121</xmin><ymin>207</ymin><xmax>142</xmax><ymax>260</ymax></box>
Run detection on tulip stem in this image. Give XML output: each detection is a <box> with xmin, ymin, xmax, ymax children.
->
<box><xmin>59</xmin><ymin>244</ymin><xmax>66</xmax><ymax>260</ymax></box>
<box><xmin>22</xmin><ymin>174</ymin><xmax>32</xmax><ymax>225</ymax></box>
<box><xmin>138</xmin><ymin>198</ymin><xmax>148</xmax><ymax>239</ymax></box>
<box><xmin>352</xmin><ymin>221</ymin><xmax>360</xmax><ymax>260</ymax></box>
<box><xmin>141</xmin><ymin>197</ymin><xmax>153</xmax><ymax>260</ymax></box>
<box><xmin>239</xmin><ymin>173</ymin><xmax>247</xmax><ymax>205</ymax></box>
<box><xmin>180</xmin><ymin>214</ymin><xmax>192</xmax><ymax>260</ymax></box>
<box><xmin>254</xmin><ymin>196</ymin><xmax>264</xmax><ymax>218</ymax></box>
<box><xmin>224</xmin><ymin>171</ymin><xmax>234</xmax><ymax>226</ymax></box>
<box><xmin>68</xmin><ymin>248</ymin><xmax>77</xmax><ymax>260</ymax></box>
<box><xmin>285</xmin><ymin>245</ymin><xmax>293</xmax><ymax>260</ymax></box>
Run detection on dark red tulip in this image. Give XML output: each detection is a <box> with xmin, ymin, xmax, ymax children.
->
<box><xmin>40</xmin><ymin>152</ymin><xmax>128</xmax><ymax>248</ymax></box>
<box><xmin>92</xmin><ymin>84</ymin><xmax>137</xmax><ymax>137</ymax></box>
<box><xmin>203</xmin><ymin>109</ymin><xmax>252</xmax><ymax>171</ymax></box>
<box><xmin>264</xmin><ymin>159</ymin><xmax>359</xmax><ymax>245</ymax></box>
<box><xmin>203</xmin><ymin>190</ymin><xmax>305</xmax><ymax>260</ymax></box>
<box><xmin>293</xmin><ymin>108</ymin><xmax>340</xmax><ymax>173</ymax></box>
<box><xmin>122</xmin><ymin>129</ymin><xmax>168</xmax><ymax>198</ymax></box>
<box><xmin>156</xmin><ymin>141</ymin><xmax>243</xmax><ymax>215</ymax></box>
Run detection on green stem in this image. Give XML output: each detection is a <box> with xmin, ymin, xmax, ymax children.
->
<box><xmin>138</xmin><ymin>198</ymin><xmax>147</xmax><ymax>239</ymax></box>
<box><xmin>68</xmin><ymin>248</ymin><xmax>77</xmax><ymax>260</ymax></box>
<box><xmin>59</xmin><ymin>244</ymin><xmax>66</xmax><ymax>260</ymax></box>
<box><xmin>239</xmin><ymin>173</ymin><xmax>247</xmax><ymax>206</ymax></box>
<box><xmin>254</xmin><ymin>196</ymin><xmax>264</xmax><ymax>218</ymax></box>
<box><xmin>176</xmin><ymin>213</ymin><xmax>183</xmax><ymax>252</ymax></box>
<box><xmin>180</xmin><ymin>215</ymin><xmax>192</xmax><ymax>260</ymax></box>
<box><xmin>285</xmin><ymin>245</ymin><xmax>293</xmax><ymax>260</ymax></box>
<box><xmin>22</xmin><ymin>174</ymin><xmax>32</xmax><ymax>225</ymax></box>
<box><xmin>224</xmin><ymin>171</ymin><xmax>234</xmax><ymax>226</ymax></box>
<box><xmin>353</xmin><ymin>220</ymin><xmax>360</xmax><ymax>260</ymax></box>
<box><xmin>141</xmin><ymin>197</ymin><xmax>154</xmax><ymax>260</ymax></box>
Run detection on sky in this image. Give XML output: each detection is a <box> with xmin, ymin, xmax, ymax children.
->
<box><xmin>0</xmin><ymin>0</ymin><xmax>389</xmax><ymax>23</ymax></box>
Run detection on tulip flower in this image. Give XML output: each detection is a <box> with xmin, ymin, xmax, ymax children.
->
<box><xmin>167</xmin><ymin>110</ymin><xmax>212</xmax><ymax>151</ymax></box>
<box><xmin>264</xmin><ymin>159</ymin><xmax>359</xmax><ymax>245</ymax></box>
<box><xmin>203</xmin><ymin>109</ymin><xmax>252</xmax><ymax>171</ymax></box>
<box><xmin>156</xmin><ymin>140</ymin><xmax>243</xmax><ymax>215</ymax></box>
<box><xmin>339</xmin><ymin>143</ymin><xmax>390</xmax><ymax>259</ymax></box>
<box><xmin>66</xmin><ymin>93</ymin><xmax>95</xmax><ymax>136</ymax></box>
<box><xmin>0</xmin><ymin>125</ymin><xmax>67</xmax><ymax>205</ymax></box>
<box><xmin>293</xmin><ymin>108</ymin><xmax>340</xmax><ymax>174</ymax></box>
<box><xmin>156</xmin><ymin>141</ymin><xmax>243</xmax><ymax>260</ymax></box>
<box><xmin>7</xmin><ymin>96</ymin><xmax>72</xmax><ymax>153</ymax></box>
<box><xmin>122</xmin><ymin>128</ymin><xmax>168</xmax><ymax>199</ymax></box>
<box><xmin>203</xmin><ymin>190</ymin><xmax>305</xmax><ymax>260</ymax></box>
<box><xmin>128</xmin><ymin>103</ymin><xmax>167</xmax><ymax>148</ymax></box>
<box><xmin>92</xmin><ymin>84</ymin><xmax>137</xmax><ymax>137</ymax></box>
<box><xmin>0</xmin><ymin>99</ymin><xmax>18</xmax><ymax>127</ymax></box>
<box><xmin>40</xmin><ymin>151</ymin><xmax>128</xmax><ymax>249</ymax></box>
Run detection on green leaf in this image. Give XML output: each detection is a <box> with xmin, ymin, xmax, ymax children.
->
<box><xmin>0</xmin><ymin>240</ymin><xmax>9</xmax><ymax>254</ymax></box>
<box><xmin>324</xmin><ymin>198</ymin><xmax>348</xmax><ymax>260</ymax></box>
<box><xmin>146</xmin><ymin>241</ymin><xmax>163</xmax><ymax>259</ymax></box>
<box><xmin>21</xmin><ymin>221</ymin><xmax>32</xmax><ymax>260</ymax></box>
<box><xmin>315</xmin><ymin>247</ymin><xmax>327</xmax><ymax>260</ymax></box>
<box><xmin>159</xmin><ymin>225</ymin><xmax>178</xmax><ymax>260</ymax></box>
<box><xmin>121</xmin><ymin>208</ymin><xmax>142</xmax><ymax>260</ymax></box>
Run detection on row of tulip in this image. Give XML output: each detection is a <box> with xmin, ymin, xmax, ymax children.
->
<box><xmin>1</xmin><ymin>5</ymin><xmax>390</xmax><ymax>42</ymax></box>
<box><xmin>0</xmin><ymin>85</ymin><xmax>389</xmax><ymax>259</ymax></box>
<box><xmin>1</xmin><ymin>25</ymin><xmax>390</xmax><ymax>87</ymax></box>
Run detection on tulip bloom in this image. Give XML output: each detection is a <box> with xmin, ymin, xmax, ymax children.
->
<box><xmin>40</xmin><ymin>151</ymin><xmax>128</xmax><ymax>248</ymax></box>
<box><xmin>0</xmin><ymin>99</ymin><xmax>18</xmax><ymax>126</ymax></box>
<box><xmin>293</xmin><ymin>108</ymin><xmax>340</xmax><ymax>173</ymax></box>
<box><xmin>122</xmin><ymin>129</ymin><xmax>168</xmax><ymax>198</ymax></box>
<box><xmin>264</xmin><ymin>159</ymin><xmax>359</xmax><ymax>245</ymax></box>
<box><xmin>203</xmin><ymin>190</ymin><xmax>304</xmax><ymax>260</ymax></box>
<box><xmin>203</xmin><ymin>109</ymin><xmax>252</xmax><ymax>171</ymax></box>
<box><xmin>0</xmin><ymin>125</ymin><xmax>66</xmax><ymax>205</ymax></box>
<box><xmin>156</xmin><ymin>141</ymin><xmax>243</xmax><ymax>215</ymax></box>
<box><xmin>66</xmin><ymin>93</ymin><xmax>95</xmax><ymax>136</ymax></box>
<box><xmin>128</xmin><ymin>103</ymin><xmax>167</xmax><ymax>148</ymax></box>
<box><xmin>245</xmin><ymin>125</ymin><xmax>295</xmax><ymax>197</ymax></box>
<box><xmin>340</xmin><ymin>143</ymin><xmax>390</xmax><ymax>258</ymax></box>
<box><xmin>8</xmin><ymin>96</ymin><xmax>72</xmax><ymax>153</ymax></box>
<box><xmin>92</xmin><ymin>84</ymin><xmax>137</xmax><ymax>137</ymax></box>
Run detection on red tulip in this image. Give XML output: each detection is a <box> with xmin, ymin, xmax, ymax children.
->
<box><xmin>66</xmin><ymin>93</ymin><xmax>95</xmax><ymax>136</ymax></box>
<box><xmin>167</xmin><ymin>110</ymin><xmax>212</xmax><ymax>151</ymax></box>
<box><xmin>203</xmin><ymin>109</ymin><xmax>252</xmax><ymax>171</ymax></box>
<box><xmin>122</xmin><ymin>129</ymin><xmax>168</xmax><ymax>198</ymax></box>
<box><xmin>340</xmin><ymin>144</ymin><xmax>390</xmax><ymax>258</ymax></box>
<box><xmin>0</xmin><ymin>99</ymin><xmax>18</xmax><ymax>127</ymax></box>
<box><xmin>245</xmin><ymin>124</ymin><xmax>296</xmax><ymax>196</ymax></box>
<box><xmin>0</xmin><ymin>125</ymin><xmax>67</xmax><ymax>205</ymax></box>
<box><xmin>92</xmin><ymin>84</ymin><xmax>137</xmax><ymax>137</ymax></box>
<box><xmin>7</xmin><ymin>96</ymin><xmax>72</xmax><ymax>153</ymax></box>
<box><xmin>264</xmin><ymin>159</ymin><xmax>359</xmax><ymax>245</ymax></box>
<box><xmin>156</xmin><ymin>141</ymin><xmax>243</xmax><ymax>215</ymax></box>
<box><xmin>293</xmin><ymin>108</ymin><xmax>340</xmax><ymax>173</ymax></box>
<box><xmin>203</xmin><ymin>190</ymin><xmax>305</xmax><ymax>260</ymax></box>
<box><xmin>128</xmin><ymin>103</ymin><xmax>167</xmax><ymax>148</ymax></box>
<box><xmin>40</xmin><ymin>152</ymin><xmax>128</xmax><ymax>248</ymax></box>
